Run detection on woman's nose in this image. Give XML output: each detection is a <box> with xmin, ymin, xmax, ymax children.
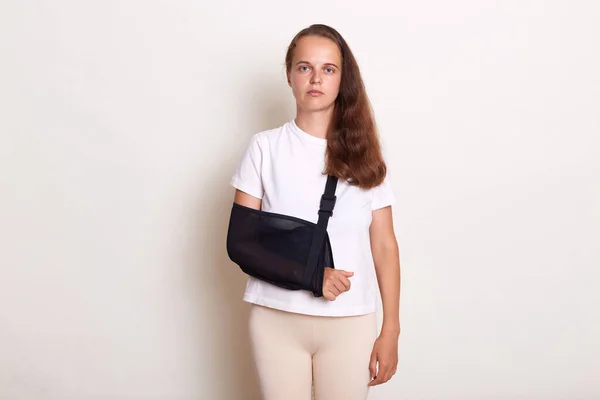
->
<box><xmin>310</xmin><ymin>71</ymin><xmax>322</xmax><ymax>84</ymax></box>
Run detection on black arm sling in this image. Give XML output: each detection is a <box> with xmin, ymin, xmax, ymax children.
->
<box><xmin>226</xmin><ymin>176</ymin><xmax>338</xmax><ymax>297</ymax></box>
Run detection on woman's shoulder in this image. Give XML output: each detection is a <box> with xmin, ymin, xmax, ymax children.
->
<box><xmin>251</xmin><ymin>121</ymin><xmax>291</xmax><ymax>144</ymax></box>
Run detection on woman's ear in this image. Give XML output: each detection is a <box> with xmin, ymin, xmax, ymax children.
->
<box><xmin>286</xmin><ymin>72</ymin><xmax>292</xmax><ymax>87</ymax></box>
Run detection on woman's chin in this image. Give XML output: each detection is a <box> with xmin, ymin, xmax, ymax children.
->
<box><xmin>298</xmin><ymin>101</ymin><xmax>335</xmax><ymax>113</ymax></box>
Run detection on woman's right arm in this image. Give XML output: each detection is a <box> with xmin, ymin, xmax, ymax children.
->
<box><xmin>233</xmin><ymin>189</ymin><xmax>262</xmax><ymax>210</ymax></box>
<box><xmin>231</xmin><ymin>188</ymin><xmax>352</xmax><ymax>299</ymax></box>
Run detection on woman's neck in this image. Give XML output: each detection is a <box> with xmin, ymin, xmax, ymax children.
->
<box><xmin>294</xmin><ymin>107</ymin><xmax>334</xmax><ymax>139</ymax></box>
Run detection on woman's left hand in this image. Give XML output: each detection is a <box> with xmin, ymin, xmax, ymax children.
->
<box><xmin>368</xmin><ymin>331</ymin><xmax>399</xmax><ymax>386</ymax></box>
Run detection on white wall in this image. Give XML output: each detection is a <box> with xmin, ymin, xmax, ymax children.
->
<box><xmin>1</xmin><ymin>1</ymin><xmax>599</xmax><ymax>399</ymax></box>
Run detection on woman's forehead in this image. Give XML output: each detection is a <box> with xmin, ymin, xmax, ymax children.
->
<box><xmin>293</xmin><ymin>36</ymin><xmax>342</xmax><ymax>64</ymax></box>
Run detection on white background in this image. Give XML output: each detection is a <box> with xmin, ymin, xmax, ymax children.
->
<box><xmin>1</xmin><ymin>1</ymin><xmax>599</xmax><ymax>399</ymax></box>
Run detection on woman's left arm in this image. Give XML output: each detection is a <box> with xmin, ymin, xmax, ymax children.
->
<box><xmin>368</xmin><ymin>205</ymin><xmax>401</xmax><ymax>386</ymax></box>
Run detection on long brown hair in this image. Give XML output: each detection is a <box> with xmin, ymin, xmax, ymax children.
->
<box><xmin>285</xmin><ymin>24</ymin><xmax>387</xmax><ymax>190</ymax></box>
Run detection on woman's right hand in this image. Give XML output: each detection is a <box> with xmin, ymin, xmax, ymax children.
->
<box><xmin>322</xmin><ymin>268</ymin><xmax>354</xmax><ymax>301</ymax></box>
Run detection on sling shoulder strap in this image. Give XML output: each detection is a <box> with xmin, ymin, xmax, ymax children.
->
<box><xmin>301</xmin><ymin>175</ymin><xmax>338</xmax><ymax>287</ymax></box>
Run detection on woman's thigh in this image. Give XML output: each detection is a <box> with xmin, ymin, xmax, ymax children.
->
<box><xmin>312</xmin><ymin>312</ymin><xmax>377</xmax><ymax>400</ymax></box>
<box><xmin>248</xmin><ymin>304</ymin><xmax>314</xmax><ymax>400</ymax></box>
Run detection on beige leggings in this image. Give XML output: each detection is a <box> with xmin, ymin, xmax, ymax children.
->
<box><xmin>248</xmin><ymin>304</ymin><xmax>377</xmax><ymax>400</ymax></box>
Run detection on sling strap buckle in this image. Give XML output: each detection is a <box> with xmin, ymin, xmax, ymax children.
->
<box><xmin>319</xmin><ymin>195</ymin><xmax>337</xmax><ymax>216</ymax></box>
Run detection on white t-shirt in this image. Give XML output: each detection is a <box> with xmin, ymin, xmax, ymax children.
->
<box><xmin>230</xmin><ymin>119</ymin><xmax>396</xmax><ymax>317</ymax></box>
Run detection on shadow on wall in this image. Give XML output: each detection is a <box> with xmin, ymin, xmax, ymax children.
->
<box><xmin>188</xmin><ymin>77</ymin><xmax>293</xmax><ymax>400</ymax></box>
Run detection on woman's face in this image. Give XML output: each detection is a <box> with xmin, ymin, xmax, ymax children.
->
<box><xmin>288</xmin><ymin>35</ymin><xmax>342</xmax><ymax>113</ymax></box>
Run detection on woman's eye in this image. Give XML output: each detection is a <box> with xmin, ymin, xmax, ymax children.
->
<box><xmin>325</xmin><ymin>68</ymin><xmax>334</xmax><ymax>73</ymax></box>
<box><xmin>299</xmin><ymin>66</ymin><xmax>310</xmax><ymax>72</ymax></box>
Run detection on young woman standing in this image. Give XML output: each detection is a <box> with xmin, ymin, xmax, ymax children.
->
<box><xmin>230</xmin><ymin>24</ymin><xmax>401</xmax><ymax>400</ymax></box>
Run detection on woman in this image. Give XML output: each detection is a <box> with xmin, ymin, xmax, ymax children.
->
<box><xmin>230</xmin><ymin>24</ymin><xmax>401</xmax><ymax>400</ymax></box>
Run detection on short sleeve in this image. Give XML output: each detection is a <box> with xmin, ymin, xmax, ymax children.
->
<box><xmin>230</xmin><ymin>134</ymin><xmax>264</xmax><ymax>199</ymax></box>
<box><xmin>371</xmin><ymin>173</ymin><xmax>396</xmax><ymax>210</ymax></box>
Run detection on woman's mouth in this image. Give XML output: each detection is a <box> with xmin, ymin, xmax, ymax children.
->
<box><xmin>308</xmin><ymin>90</ymin><xmax>324</xmax><ymax>97</ymax></box>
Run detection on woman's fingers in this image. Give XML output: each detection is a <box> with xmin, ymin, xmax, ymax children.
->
<box><xmin>326</xmin><ymin>285</ymin><xmax>341</xmax><ymax>299</ymax></box>
<box><xmin>368</xmin><ymin>361</ymin><xmax>393</xmax><ymax>386</ymax></box>
<box><xmin>381</xmin><ymin>365</ymin><xmax>393</xmax><ymax>383</ymax></box>
<box><xmin>323</xmin><ymin>269</ymin><xmax>353</xmax><ymax>301</ymax></box>
<box><xmin>369</xmin><ymin>351</ymin><xmax>377</xmax><ymax>380</ymax></box>
<box><xmin>333</xmin><ymin>270</ymin><xmax>351</xmax><ymax>291</ymax></box>
<box><xmin>332</xmin><ymin>279</ymin><xmax>347</xmax><ymax>294</ymax></box>
<box><xmin>339</xmin><ymin>275</ymin><xmax>351</xmax><ymax>291</ymax></box>
<box><xmin>368</xmin><ymin>365</ymin><xmax>387</xmax><ymax>386</ymax></box>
